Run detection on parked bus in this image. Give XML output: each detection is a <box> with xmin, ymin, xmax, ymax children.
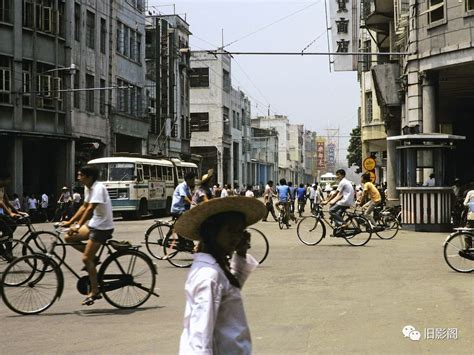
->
<box><xmin>87</xmin><ymin>156</ymin><xmax>198</xmax><ymax>218</ymax></box>
<box><xmin>320</xmin><ymin>172</ymin><xmax>337</xmax><ymax>192</ymax></box>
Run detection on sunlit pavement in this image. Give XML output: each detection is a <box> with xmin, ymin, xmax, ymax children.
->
<box><xmin>1</xmin><ymin>217</ymin><xmax>472</xmax><ymax>354</ymax></box>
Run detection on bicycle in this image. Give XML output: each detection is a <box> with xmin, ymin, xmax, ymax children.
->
<box><xmin>145</xmin><ymin>217</ymin><xmax>270</xmax><ymax>268</ymax></box>
<box><xmin>296</xmin><ymin>204</ymin><xmax>372</xmax><ymax>246</ymax></box>
<box><xmin>355</xmin><ymin>204</ymin><xmax>401</xmax><ymax>240</ymax></box>
<box><xmin>0</xmin><ymin>225</ymin><xmax>158</xmax><ymax>315</ymax></box>
<box><xmin>0</xmin><ymin>238</ymin><xmax>34</xmax><ymax>272</ymax></box>
<box><xmin>276</xmin><ymin>202</ymin><xmax>290</xmax><ymax>229</ymax></box>
<box><xmin>0</xmin><ymin>215</ymin><xmax>66</xmax><ymax>265</ymax></box>
<box><xmin>443</xmin><ymin>227</ymin><xmax>474</xmax><ymax>273</ymax></box>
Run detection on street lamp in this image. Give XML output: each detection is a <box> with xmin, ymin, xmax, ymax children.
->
<box><xmin>40</xmin><ymin>63</ymin><xmax>77</xmax><ymax>75</ymax></box>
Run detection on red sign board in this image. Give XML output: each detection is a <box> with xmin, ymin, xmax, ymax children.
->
<box><xmin>316</xmin><ymin>142</ymin><xmax>325</xmax><ymax>168</ymax></box>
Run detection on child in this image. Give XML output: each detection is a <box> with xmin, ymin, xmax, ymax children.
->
<box><xmin>175</xmin><ymin>196</ymin><xmax>266</xmax><ymax>354</ymax></box>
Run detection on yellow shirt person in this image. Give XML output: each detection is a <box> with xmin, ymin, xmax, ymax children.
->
<box><xmin>363</xmin><ymin>181</ymin><xmax>381</xmax><ymax>203</ymax></box>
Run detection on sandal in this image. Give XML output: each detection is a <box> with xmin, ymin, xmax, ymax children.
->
<box><xmin>82</xmin><ymin>293</ymin><xmax>102</xmax><ymax>306</ymax></box>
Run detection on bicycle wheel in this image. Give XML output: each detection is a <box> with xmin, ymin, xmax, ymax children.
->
<box><xmin>278</xmin><ymin>214</ymin><xmax>284</xmax><ymax>230</ymax></box>
<box><xmin>375</xmin><ymin>215</ymin><xmax>400</xmax><ymax>240</ymax></box>
<box><xmin>98</xmin><ymin>249</ymin><xmax>156</xmax><ymax>309</ymax></box>
<box><xmin>24</xmin><ymin>231</ymin><xmax>66</xmax><ymax>267</ymax></box>
<box><xmin>144</xmin><ymin>222</ymin><xmax>171</xmax><ymax>260</ymax></box>
<box><xmin>0</xmin><ymin>239</ymin><xmax>34</xmax><ymax>272</ymax></box>
<box><xmin>1</xmin><ymin>254</ymin><xmax>63</xmax><ymax>315</ymax></box>
<box><xmin>443</xmin><ymin>232</ymin><xmax>474</xmax><ymax>273</ymax></box>
<box><xmin>163</xmin><ymin>234</ymin><xmax>195</xmax><ymax>268</ymax></box>
<box><xmin>343</xmin><ymin>215</ymin><xmax>372</xmax><ymax>246</ymax></box>
<box><xmin>246</xmin><ymin>227</ymin><xmax>269</xmax><ymax>264</ymax></box>
<box><xmin>296</xmin><ymin>216</ymin><xmax>326</xmax><ymax>246</ymax></box>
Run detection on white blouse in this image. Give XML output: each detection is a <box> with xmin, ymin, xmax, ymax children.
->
<box><xmin>179</xmin><ymin>252</ymin><xmax>258</xmax><ymax>355</ymax></box>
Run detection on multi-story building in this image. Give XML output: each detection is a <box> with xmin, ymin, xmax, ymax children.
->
<box><xmin>288</xmin><ymin>123</ymin><xmax>305</xmax><ymax>184</ymax></box>
<box><xmin>189</xmin><ymin>51</ymin><xmax>251</xmax><ymax>186</ymax></box>
<box><xmin>0</xmin><ymin>0</ymin><xmax>147</xmax><ymax>195</ymax></box>
<box><xmin>360</xmin><ymin>0</ymin><xmax>474</xmax><ymax>230</ymax></box>
<box><xmin>304</xmin><ymin>130</ymin><xmax>317</xmax><ymax>183</ymax></box>
<box><xmin>250</xmin><ymin>127</ymin><xmax>279</xmax><ymax>187</ymax></box>
<box><xmin>145</xmin><ymin>14</ymin><xmax>192</xmax><ymax>159</ymax></box>
<box><xmin>252</xmin><ymin>115</ymin><xmax>293</xmax><ymax>181</ymax></box>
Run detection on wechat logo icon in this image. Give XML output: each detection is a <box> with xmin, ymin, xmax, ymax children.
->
<box><xmin>402</xmin><ymin>325</ymin><xmax>421</xmax><ymax>341</ymax></box>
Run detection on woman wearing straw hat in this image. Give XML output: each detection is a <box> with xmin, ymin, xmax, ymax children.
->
<box><xmin>191</xmin><ymin>169</ymin><xmax>214</xmax><ymax>206</ymax></box>
<box><xmin>175</xmin><ymin>196</ymin><xmax>266</xmax><ymax>355</ymax></box>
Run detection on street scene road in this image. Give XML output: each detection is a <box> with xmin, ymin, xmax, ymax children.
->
<box><xmin>1</xmin><ymin>217</ymin><xmax>472</xmax><ymax>354</ymax></box>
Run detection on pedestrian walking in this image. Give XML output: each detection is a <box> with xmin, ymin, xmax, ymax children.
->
<box><xmin>71</xmin><ymin>188</ymin><xmax>83</xmax><ymax>217</ymax></box>
<box><xmin>40</xmin><ymin>192</ymin><xmax>49</xmax><ymax>222</ymax></box>
<box><xmin>11</xmin><ymin>193</ymin><xmax>21</xmax><ymax>212</ymax></box>
<box><xmin>262</xmin><ymin>180</ymin><xmax>278</xmax><ymax>222</ymax></box>
<box><xmin>175</xmin><ymin>196</ymin><xmax>266</xmax><ymax>355</ymax></box>
<box><xmin>297</xmin><ymin>183</ymin><xmax>307</xmax><ymax>217</ymax></box>
<box><xmin>220</xmin><ymin>184</ymin><xmax>229</xmax><ymax>198</ymax></box>
<box><xmin>27</xmin><ymin>194</ymin><xmax>38</xmax><ymax>215</ymax></box>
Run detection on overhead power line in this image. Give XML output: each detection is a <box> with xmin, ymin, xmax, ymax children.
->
<box><xmin>222</xmin><ymin>1</ymin><xmax>321</xmax><ymax>49</ymax></box>
<box><xmin>205</xmin><ymin>51</ymin><xmax>411</xmax><ymax>56</ymax></box>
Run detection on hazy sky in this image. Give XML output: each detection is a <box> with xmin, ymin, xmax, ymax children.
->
<box><xmin>148</xmin><ymin>0</ymin><xmax>360</xmax><ymax>164</ymax></box>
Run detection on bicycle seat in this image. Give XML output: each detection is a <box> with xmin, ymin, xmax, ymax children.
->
<box><xmin>108</xmin><ymin>239</ymin><xmax>133</xmax><ymax>251</ymax></box>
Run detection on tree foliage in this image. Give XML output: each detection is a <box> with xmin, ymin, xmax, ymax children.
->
<box><xmin>346</xmin><ymin>126</ymin><xmax>362</xmax><ymax>173</ymax></box>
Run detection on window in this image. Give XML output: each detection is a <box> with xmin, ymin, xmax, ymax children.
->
<box><xmin>130</xmin><ymin>30</ymin><xmax>136</xmax><ymax>60</ymax></box>
<box><xmin>337</xmin><ymin>0</ymin><xmax>348</xmax><ymax>12</ymax></box>
<box><xmin>223</xmin><ymin>69</ymin><xmax>231</xmax><ymax>92</ymax></box>
<box><xmin>123</xmin><ymin>26</ymin><xmax>129</xmax><ymax>56</ymax></box>
<box><xmin>74</xmin><ymin>2</ymin><xmax>80</xmax><ymax>41</ymax></box>
<box><xmin>361</xmin><ymin>39</ymin><xmax>371</xmax><ymax>71</ymax></box>
<box><xmin>365</xmin><ymin>92</ymin><xmax>373</xmax><ymax>124</ymax></box>
<box><xmin>100</xmin><ymin>79</ymin><xmax>106</xmax><ymax>115</ymax></box>
<box><xmin>74</xmin><ymin>70</ymin><xmax>80</xmax><ymax>108</ymax></box>
<box><xmin>143</xmin><ymin>165</ymin><xmax>150</xmax><ymax>180</ymax></box>
<box><xmin>0</xmin><ymin>0</ymin><xmax>11</xmax><ymax>23</ymax></box>
<box><xmin>136</xmin><ymin>33</ymin><xmax>142</xmax><ymax>63</ymax></box>
<box><xmin>116</xmin><ymin>21</ymin><xmax>123</xmax><ymax>53</ymax></box>
<box><xmin>466</xmin><ymin>0</ymin><xmax>474</xmax><ymax>11</ymax></box>
<box><xmin>116</xmin><ymin>78</ymin><xmax>143</xmax><ymax>118</ymax></box>
<box><xmin>100</xmin><ymin>18</ymin><xmax>106</xmax><ymax>54</ymax></box>
<box><xmin>190</xmin><ymin>67</ymin><xmax>209</xmax><ymax>87</ymax></box>
<box><xmin>156</xmin><ymin>166</ymin><xmax>163</xmax><ymax>180</ymax></box>
<box><xmin>190</xmin><ymin>112</ymin><xmax>209</xmax><ymax>132</ymax></box>
<box><xmin>136</xmin><ymin>87</ymin><xmax>143</xmax><ymax>116</ymax></box>
<box><xmin>22</xmin><ymin>62</ymin><xmax>31</xmax><ymax>106</ymax></box>
<box><xmin>427</xmin><ymin>0</ymin><xmax>445</xmax><ymax>24</ymax></box>
<box><xmin>23</xmin><ymin>0</ymin><xmax>34</xmax><ymax>28</ymax></box>
<box><xmin>86</xmin><ymin>10</ymin><xmax>95</xmax><ymax>49</ymax></box>
<box><xmin>86</xmin><ymin>74</ymin><xmax>94</xmax><ymax>112</ymax></box>
<box><xmin>0</xmin><ymin>56</ymin><xmax>11</xmax><ymax>104</ymax></box>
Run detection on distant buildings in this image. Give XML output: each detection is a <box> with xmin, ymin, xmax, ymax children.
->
<box><xmin>0</xmin><ymin>2</ymin><xmax>320</xmax><ymax>195</ymax></box>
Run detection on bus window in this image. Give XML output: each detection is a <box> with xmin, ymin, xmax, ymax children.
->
<box><xmin>166</xmin><ymin>167</ymin><xmax>173</xmax><ymax>181</ymax></box>
<box><xmin>151</xmin><ymin>165</ymin><xmax>157</xmax><ymax>180</ymax></box>
<box><xmin>156</xmin><ymin>166</ymin><xmax>163</xmax><ymax>180</ymax></box>
<box><xmin>143</xmin><ymin>165</ymin><xmax>151</xmax><ymax>180</ymax></box>
<box><xmin>109</xmin><ymin>163</ymin><xmax>135</xmax><ymax>181</ymax></box>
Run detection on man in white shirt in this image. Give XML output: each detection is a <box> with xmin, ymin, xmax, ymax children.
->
<box><xmin>245</xmin><ymin>185</ymin><xmax>255</xmax><ymax>197</ymax></box>
<box><xmin>220</xmin><ymin>184</ymin><xmax>229</xmax><ymax>198</ymax></box>
<box><xmin>63</xmin><ymin>165</ymin><xmax>114</xmax><ymax>306</ymax></box>
<box><xmin>322</xmin><ymin>169</ymin><xmax>354</xmax><ymax>229</ymax></box>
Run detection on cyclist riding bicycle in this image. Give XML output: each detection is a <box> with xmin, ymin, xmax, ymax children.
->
<box><xmin>62</xmin><ymin>165</ymin><xmax>114</xmax><ymax>306</ymax></box>
<box><xmin>358</xmin><ymin>172</ymin><xmax>383</xmax><ymax>231</ymax></box>
<box><xmin>171</xmin><ymin>172</ymin><xmax>196</xmax><ymax>218</ymax></box>
<box><xmin>0</xmin><ymin>173</ymin><xmax>28</xmax><ymax>261</ymax></box>
<box><xmin>276</xmin><ymin>178</ymin><xmax>297</xmax><ymax>225</ymax></box>
<box><xmin>321</xmin><ymin>169</ymin><xmax>354</xmax><ymax>234</ymax></box>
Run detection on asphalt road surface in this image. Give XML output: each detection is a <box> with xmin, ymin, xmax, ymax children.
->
<box><xmin>1</xmin><ymin>217</ymin><xmax>472</xmax><ymax>354</ymax></box>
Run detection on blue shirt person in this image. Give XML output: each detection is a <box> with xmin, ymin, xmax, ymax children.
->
<box><xmin>297</xmin><ymin>186</ymin><xmax>306</xmax><ymax>201</ymax></box>
<box><xmin>171</xmin><ymin>173</ymin><xmax>196</xmax><ymax>215</ymax></box>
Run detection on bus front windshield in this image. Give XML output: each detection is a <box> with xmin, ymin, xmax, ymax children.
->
<box><xmin>109</xmin><ymin>163</ymin><xmax>135</xmax><ymax>181</ymax></box>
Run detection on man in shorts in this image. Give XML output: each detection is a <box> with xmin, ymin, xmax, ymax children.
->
<box><xmin>62</xmin><ymin>165</ymin><xmax>114</xmax><ymax>305</ymax></box>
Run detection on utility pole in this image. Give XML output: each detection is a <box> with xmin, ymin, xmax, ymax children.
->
<box><xmin>154</xmin><ymin>17</ymin><xmax>161</xmax><ymax>153</ymax></box>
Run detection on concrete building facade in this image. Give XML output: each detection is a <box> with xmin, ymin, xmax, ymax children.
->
<box><xmin>189</xmin><ymin>51</ymin><xmax>251</xmax><ymax>186</ymax></box>
<box><xmin>250</xmin><ymin>127</ymin><xmax>279</xmax><ymax>187</ymax></box>
<box><xmin>0</xmin><ymin>0</ymin><xmax>147</xmax><ymax>196</ymax></box>
<box><xmin>145</xmin><ymin>14</ymin><xmax>192</xmax><ymax>159</ymax></box>
<box><xmin>361</xmin><ymin>0</ymin><xmax>474</xmax><ymax>230</ymax></box>
<box><xmin>252</xmin><ymin>115</ymin><xmax>294</xmax><ymax>182</ymax></box>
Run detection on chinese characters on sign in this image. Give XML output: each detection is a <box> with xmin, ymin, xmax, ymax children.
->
<box><xmin>316</xmin><ymin>141</ymin><xmax>325</xmax><ymax>169</ymax></box>
<box><xmin>327</xmin><ymin>143</ymin><xmax>336</xmax><ymax>169</ymax></box>
<box><xmin>329</xmin><ymin>0</ymin><xmax>359</xmax><ymax>71</ymax></box>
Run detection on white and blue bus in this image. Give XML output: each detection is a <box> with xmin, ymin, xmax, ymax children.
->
<box><xmin>88</xmin><ymin>156</ymin><xmax>198</xmax><ymax>218</ymax></box>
